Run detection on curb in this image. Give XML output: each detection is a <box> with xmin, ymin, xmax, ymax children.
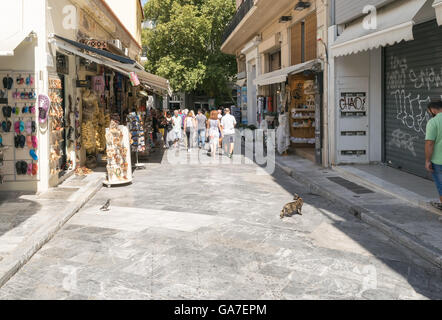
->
<box><xmin>274</xmin><ymin>160</ymin><xmax>442</xmax><ymax>269</ymax></box>
<box><xmin>0</xmin><ymin>176</ymin><xmax>104</xmax><ymax>289</ymax></box>
<box><xmin>332</xmin><ymin>165</ymin><xmax>442</xmax><ymax>218</ymax></box>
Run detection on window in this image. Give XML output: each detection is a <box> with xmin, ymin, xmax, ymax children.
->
<box><xmin>269</xmin><ymin>50</ymin><xmax>281</xmax><ymax>72</ymax></box>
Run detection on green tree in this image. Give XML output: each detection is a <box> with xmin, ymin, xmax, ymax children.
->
<box><xmin>143</xmin><ymin>0</ymin><xmax>237</xmax><ymax>101</ymax></box>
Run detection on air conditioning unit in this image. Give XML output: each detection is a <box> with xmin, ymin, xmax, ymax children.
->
<box><xmin>110</xmin><ymin>39</ymin><xmax>122</xmax><ymax>50</ymax></box>
<box><xmin>124</xmin><ymin>48</ymin><xmax>129</xmax><ymax>56</ymax></box>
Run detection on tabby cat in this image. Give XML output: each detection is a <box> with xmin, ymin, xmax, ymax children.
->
<box><xmin>280</xmin><ymin>194</ymin><xmax>304</xmax><ymax>219</ymax></box>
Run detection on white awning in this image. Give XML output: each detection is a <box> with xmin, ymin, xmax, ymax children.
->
<box><xmin>236</xmin><ymin>78</ymin><xmax>247</xmax><ymax>87</ymax></box>
<box><xmin>0</xmin><ymin>30</ymin><xmax>34</xmax><ymax>56</ymax></box>
<box><xmin>253</xmin><ymin>59</ymin><xmax>322</xmax><ymax>87</ymax></box>
<box><xmin>331</xmin><ymin>0</ymin><xmax>428</xmax><ymax>57</ymax></box>
<box><xmin>434</xmin><ymin>0</ymin><xmax>442</xmax><ymax>25</ymax></box>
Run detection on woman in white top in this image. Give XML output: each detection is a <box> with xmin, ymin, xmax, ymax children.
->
<box><xmin>207</xmin><ymin>110</ymin><xmax>223</xmax><ymax>158</ymax></box>
<box><xmin>183</xmin><ymin>110</ymin><xmax>197</xmax><ymax>152</ymax></box>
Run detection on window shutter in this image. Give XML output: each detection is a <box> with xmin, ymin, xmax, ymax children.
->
<box><xmin>291</xmin><ymin>23</ymin><xmax>302</xmax><ymax>66</ymax></box>
<box><xmin>304</xmin><ymin>13</ymin><xmax>317</xmax><ymax>62</ymax></box>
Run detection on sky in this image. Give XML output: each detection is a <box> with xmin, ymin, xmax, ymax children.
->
<box><xmin>141</xmin><ymin>0</ymin><xmax>148</xmax><ymax>6</ymax></box>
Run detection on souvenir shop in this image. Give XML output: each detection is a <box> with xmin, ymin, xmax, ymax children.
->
<box><xmin>0</xmin><ymin>33</ymin><xmax>42</xmax><ymax>192</ymax></box>
<box><xmin>254</xmin><ymin>60</ymin><xmax>323</xmax><ymax>163</ymax></box>
<box><xmin>288</xmin><ymin>66</ymin><xmax>323</xmax><ymax>163</ymax></box>
<box><xmin>0</xmin><ymin>32</ymin><xmax>169</xmax><ymax>192</ymax></box>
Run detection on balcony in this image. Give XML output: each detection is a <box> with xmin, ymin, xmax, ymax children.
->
<box><xmin>222</xmin><ymin>0</ymin><xmax>255</xmax><ymax>45</ymax></box>
<box><xmin>221</xmin><ymin>0</ymin><xmax>304</xmax><ymax>55</ymax></box>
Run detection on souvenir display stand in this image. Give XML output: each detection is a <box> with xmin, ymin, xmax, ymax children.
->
<box><xmin>48</xmin><ymin>76</ymin><xmax>66</xmax><ymax>177</ymax></box>
<box><xmin>144</xmin><ymin>109</ymin><xmax>154</xmax><ymax>155</ymax></box>
<box><xmin>127</xmin><ymin>112</ymin><xmax>145</xmax><ymax>169</ymax></box>
<box><xmin>103</xmin><ymin>120</ymin><xmax>132</xmax><ymax>187</ymax></box>
<box><xmin>0</xmin><ymin>71</ymin><xmax>40</xmax><ymax>183</ymax></box>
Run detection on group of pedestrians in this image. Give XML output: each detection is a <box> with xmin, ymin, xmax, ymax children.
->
<box><xmin>159</xmin><ymin>107</ymin><xmax>237</xmax><ymax>158</ymax></box>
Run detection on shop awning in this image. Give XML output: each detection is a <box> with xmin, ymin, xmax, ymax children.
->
<box><xmin>236</xmin><ymin>78</ymin><xmax>247</xmax><ymax>87</ymax></box>
<box><xmin>49</xmin><ymin>35</ymin><xmax>134</xmax><ymax>77</ymax></box>
<box><xmin>331</xmin><ymin>0</ymin><xmax>428</xmax><ymax>57</ymax></box>
<box><xmin>434</xmin><ymin>0</ymin><xmax>442</xmax><ymax>25</ymax></box>
<box><xmin>253</xmin><ymin>59</ymin><xmax>322</xmax><ymax>87</ymax></box>
<box><xmin>0</xmin><ymin>30</ymin><xmax>34</xmax><ymax>56</ymax></box>
<box><xmin>54</xmin><ymin>35</ymin><xmax>136</xmax><ymax>65</ymax></box>
<box><xmin>49</xmin><ymin>35</ymin><xmax>172</xmax><ymax>96</ymax></box>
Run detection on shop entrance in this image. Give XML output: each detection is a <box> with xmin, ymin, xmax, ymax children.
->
<box><xmin>289</xmin><ymin>73</ymin><xmax>316</xmax><ymax>162</ymax></box>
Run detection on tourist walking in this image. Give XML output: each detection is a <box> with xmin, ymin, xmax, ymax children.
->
<box><xmin>171</xmin><ymin>110</ymin><xmax>182</xmax><ymax>149</ymax></box>
<box><xmin>184</xmin><ymin>110</ymin><xmax>197</xmax><ymax>152</ymax></box>
<box><xmin>221</xmin><ymin>107</ymin><xmax>237</xmax><ymax>158</ymax></box>
<box><xmin>207</xmin><ymin>110</ymin><xmax>222</xmax><ymax>158</ymax></box>
<box><xmin>163</xmin><ymin>111</ymin><xmax>173</xmax><ymax>149</ymax></box>
<box><xmin>196</xmin><ymin>110</ymin><xmax>207</xmax><ymax>149</ymax></box>
<box><xmin>426</xmin><ymin>101</ymin><xmax>442</xmax><ymax>210</ymax></box>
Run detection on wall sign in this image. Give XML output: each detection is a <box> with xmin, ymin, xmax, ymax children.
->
<box><xmin>339</xmin><ymin>92</ymin><xmax>367</xmax><ymax>113</ymax></box>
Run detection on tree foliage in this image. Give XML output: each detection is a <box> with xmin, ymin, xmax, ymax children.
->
<box><xmin>143</xmin><ymin>0</ymin><xmax>237</xmax><ymax>99</ymax></box>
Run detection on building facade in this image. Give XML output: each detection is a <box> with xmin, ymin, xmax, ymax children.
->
<box><xmin>328</xmin><ymin>0</ymin><xmax>441</xmax><ymax>179</ymax></box>
<box><xmin>221</xmin><ymin>0</ymin><xmax>330</xmax><ymax>166</ymax></box>
<box><xmin>0</xmin><ymin>0</ymin><xmax>169</xmax><ymax>193</ymax></box>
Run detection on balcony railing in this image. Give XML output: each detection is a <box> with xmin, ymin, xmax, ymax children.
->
<box><xmin>222</xmin><ymin>0</ymin><xmax>255</xmax><ymax>45</ymax></box>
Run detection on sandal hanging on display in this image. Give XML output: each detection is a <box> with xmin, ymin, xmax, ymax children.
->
<box><xmin>15</xmin><ymin>161</ymin><xmax>22</xmax><ymax>175</ymax></box>
<box><xmin>26</xmin><ymin>121</ymin><xmax>32</xmax><ymax>134</ymax></box>
<box><xmin>26</xmin><ymin>135</ymin><xmax>32</xmax><ymax>148</ymax></box>
<box><xmin>27</xmin><ymin>163</ymin><xmax>33</xmax><ymax>175</ymax></box>
<box><xmin>19</xmin><ymin>134</ymin><xmax>25</xmax><ymax>148</ymax></box>
<box><xmin>32</xmin><ymin>163</ymin><xmax>38</xmax><ymax>176</ymax></box>
<box><xmin>14</xmin><ymin>121</ymin><xmax>20</xmax><ymax>134</ymax></box>
<box><xmin>31</xmin><ymin>135</ymin><xmax>37</xmax><ymax>149</ymax></box>
<box><xmin>30</xmin><ymin>149</ymin><xmax>38</xmax><ymax>161</ymax></box>
<box><xmin>21</xmin><ymin>161</ymin><xmax>28</xmax><ymax>175</ymax></box>
<box><xmin>19</xmin><ymin>120</ymin><xmax>25</xmax><ymax>133</ymax></box>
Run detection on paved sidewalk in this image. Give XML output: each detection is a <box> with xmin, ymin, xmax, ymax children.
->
<box><xmin>1</xmin><ymin>148</ymin><xmax>442</xmax><ymax>299</ymax></box>
<box><xmin>274</xmin><ymin>155</ymin><xmax>442</xmax><ymax>269</ymax></box>
<box><xmin>0</xmin><ymin>172</ymin><xmax>104</xmax><ymax>288</ymax></box>
<box><xmin>333</xmin><ymin>164</ymin><xmax>441</xmax><ymax>217</ymax></box>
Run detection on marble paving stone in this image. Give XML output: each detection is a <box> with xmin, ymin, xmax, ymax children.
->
<box><xmin>1</xmin><ymin>148</ymin><xmax>442</xmax><ymax>299</ymax></box>
<box><xmin>69</xmin><ymin>206</ymin><xmax>234</xmax><ymax>233</ymax></box>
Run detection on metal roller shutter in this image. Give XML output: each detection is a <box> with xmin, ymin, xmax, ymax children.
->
<box><xmin>384</xmin><ymin>19</ymin><xmax>442</xmax><ymax>179</ymax></box>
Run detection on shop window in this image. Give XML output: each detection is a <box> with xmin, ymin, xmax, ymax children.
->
<box><xmin>290</xmin><ymin>12</ymin><xmax>317</xmax><ymax>66</ymax></box>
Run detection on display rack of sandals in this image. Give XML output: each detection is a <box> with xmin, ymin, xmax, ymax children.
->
<box><xmin>104</xmin><ymin>120</ymin><xmax>132</xmax><ymax>187</ymax></box>
<box><xmin>0</xmin><ymin>71</ymin><xmax>39</xmax><ymax>183</ymax></box>
<box><xmin>127</xmin><ymin>112</ymin><xmax>145</xmax><ymax>153</ymax></box>
<box><xmin>49</xmin><ymin>76</ymin><xmax>66</xmax><ymax>177</ymax></box>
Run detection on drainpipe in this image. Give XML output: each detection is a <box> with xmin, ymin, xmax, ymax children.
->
<box><xmin>327</xmin><ymin>0</ymin><xmax>337</xmax><ymax>167</ymax></box>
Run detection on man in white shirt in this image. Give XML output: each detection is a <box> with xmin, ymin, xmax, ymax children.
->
<box><xmin>221</xmin><ymin>108</ymin><xmax>237</xmax><ymax>158</ymax></box>
<box><xmin>172</xmin><ymin>110</ymin><xmax>182</xmax><ymax>148</ymax></box>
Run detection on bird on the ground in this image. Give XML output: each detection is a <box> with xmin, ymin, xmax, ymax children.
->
<box><xmin>100</xmin><ymin>199</ymin><xmax>111</xmax><ymax>212</ymax></box>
